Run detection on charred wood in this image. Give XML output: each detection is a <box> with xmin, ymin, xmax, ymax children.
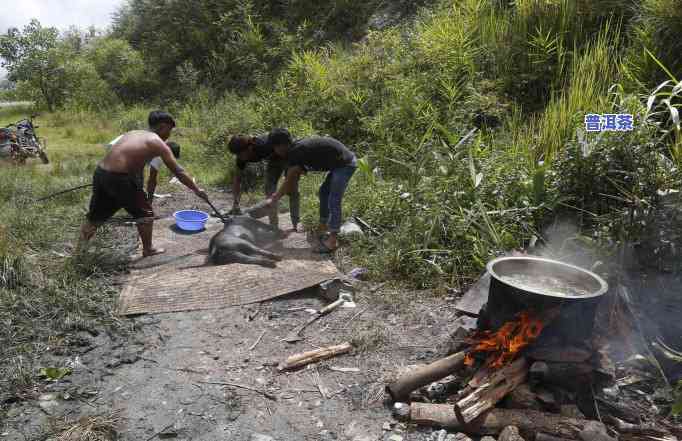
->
<box><xmin>529</xmin><ymin>361</ymin><xmax>593</xmax><ymax>388</ymax></box>
<box><xmin>527</xmin><ymin>346</ymin><xmax>593</xmax><ymax>364</ymax></box>
<box><xmin>386</xmin><ymin>350</ymin><xmax>467</xmax><ymax>402</ymax></box>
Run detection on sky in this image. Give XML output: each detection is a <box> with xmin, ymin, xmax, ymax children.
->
<box><xmin>1</xmin><ymin>0</ymin><xmax>124</xmax><ymax>79</ymax></box>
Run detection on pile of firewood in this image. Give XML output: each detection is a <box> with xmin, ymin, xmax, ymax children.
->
<box><xmin>385</xmin><ymin>327</ymin><xmax>680</xmax><ymax>441</ymax></box>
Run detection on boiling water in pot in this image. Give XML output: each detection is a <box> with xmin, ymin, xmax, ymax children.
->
<box><xmin>498</xmin><ymin>273</ymin><xmax>592</xmax><ymax>297</ymax></box>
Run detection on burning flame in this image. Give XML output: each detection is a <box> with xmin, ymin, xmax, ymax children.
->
<box><xmin>464</xmin><ymin>311</ymin><xmax>545</xmax><ymax>369</ymax></box>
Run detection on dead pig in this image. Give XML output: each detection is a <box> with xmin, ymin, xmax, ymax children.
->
<box><xmin>207</xmin><ymin>215</ymin><xmax>284</xmax><ymax>268</ymax></box>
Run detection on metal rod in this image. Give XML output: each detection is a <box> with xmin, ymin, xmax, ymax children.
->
<box><xmin>35</xmin><ymin>183</ymin><xmax>92</xmax><ymax>202</ymax></box>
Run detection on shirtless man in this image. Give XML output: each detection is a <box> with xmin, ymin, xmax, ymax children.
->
<box><xmin>79</xmin><ymin>110</ymin><xmax>207</xmax><ymax>257</ymax></box>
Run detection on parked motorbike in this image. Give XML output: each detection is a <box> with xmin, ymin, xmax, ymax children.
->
<box><xmin>0</xmin><ymin>114</ymin><xmax>49</xmax><ymax>164</ymax></box>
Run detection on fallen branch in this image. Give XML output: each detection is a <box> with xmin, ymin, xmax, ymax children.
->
<box><xmin>198</xmin><ymin>381</ymin><xmax>277</xmax><ymax>401</ymax></box>
<box><xmin>386</xmin><ymin>350</ymin><xmax>467</xmax><ymax>402</ymax></box>
<box><xmin>278</xmin><ymin>342</ymin><xmax>352</xmax><ymax>371</ymax></box>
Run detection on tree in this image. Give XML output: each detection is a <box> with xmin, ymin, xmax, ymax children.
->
<box><xmin>87</xmin><ymin>37</ymin><xmax>155</xmax><ymax>104</ymax></box>
<box><xmin>0</xmin><ymin>20</ymin><xmax>68</xmax><ymax>110</ymax></box>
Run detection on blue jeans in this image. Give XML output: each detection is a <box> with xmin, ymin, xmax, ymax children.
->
<box><xmin>319</xmin><ymin>165</ymin><xmax>356</xmax><ymax>233</ymax></box>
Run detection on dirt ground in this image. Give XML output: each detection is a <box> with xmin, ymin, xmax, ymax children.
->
<box><xmin>1</xmin><ymin>188</ymin><xmax>463</xmax><ymax>441</ymax></box>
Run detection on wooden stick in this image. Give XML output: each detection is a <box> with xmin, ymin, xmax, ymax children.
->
<box><xmin>454</xmin><ymin>357</ymin><xmax>528</xmax><ymax>424</ymax></box>
<box><xmin>198</xmin><ymin>381</ymin><xmax>277</xmax><ymax>401</ymax></box>
<box><xmin>278</xmin><ymin>342</ymin><xmax>352</xmax><ymax>371</ymax></box>
<box><xmin>386</xmin><ymin>350</ymin><xmax>467</xmax><ymax>402</ymax></box>
<box><xmin>249</xmin><ymin>331</ymin><xmax>266</xmax><ymax>351</ymax></box>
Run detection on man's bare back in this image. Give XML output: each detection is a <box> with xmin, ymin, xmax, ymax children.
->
<box><xmin>100</xmin><ymin>130</ymin><xmax>166</xmax><ymax>175</ymax></box>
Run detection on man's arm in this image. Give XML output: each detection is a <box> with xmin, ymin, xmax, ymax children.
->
<box><xmin>155</xmin><ymin>139</ymin><xmax>207</xmax><ymax>199</ymax></box>
<box><xmin>146</xmin><ymin>168</ymin><xmax>158</xmax><ymax>202</ymax></box>
<box><xmin>269</xmin><ymin>166</ymin><xmax>303</xmax><ymax>204</ymax></box>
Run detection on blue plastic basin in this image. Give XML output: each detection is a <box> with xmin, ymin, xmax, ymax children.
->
<box><xmin>173</xmin><ymin>210</ymin><xmax>208</xmax><ymax>231</ymax></box>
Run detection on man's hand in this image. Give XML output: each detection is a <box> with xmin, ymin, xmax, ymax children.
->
<box><xmin>194</xmin><ymin>189</ymin><xmax>208</xmax><ymax>201</ymax></box>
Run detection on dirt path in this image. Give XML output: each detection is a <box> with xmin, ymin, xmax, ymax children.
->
<box><xmin>1</xmin><ymin>189</ymin><xmax>462</xmax><ymax>441</ymax></box>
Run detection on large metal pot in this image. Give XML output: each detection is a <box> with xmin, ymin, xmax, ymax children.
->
<box><xmin>480</xmin><ymin>256</ymin><xmax>609</xmax><ymax>344</ymax></box>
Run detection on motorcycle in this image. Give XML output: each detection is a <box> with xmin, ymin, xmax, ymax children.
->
<box><xmin>0</xmin><ymin>114</ymin><xmax>49</xmax><ymax>164</ymax></box>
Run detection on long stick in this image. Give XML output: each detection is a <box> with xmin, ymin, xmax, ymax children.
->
<box><xmin>198</xmin><ymin>381</ymin><xmax>277</xmax><ymax>401</ymax></box>
<box><xmin>35</xmin><ymin>183</ymin><xmax>92</xmax><ymax>202</ymax></box>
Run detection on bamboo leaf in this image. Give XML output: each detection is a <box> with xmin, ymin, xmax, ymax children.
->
<box><xmin>646</xmin><ymin>48</ymin><xmax>678</xmax><ymax>83</ymax></box>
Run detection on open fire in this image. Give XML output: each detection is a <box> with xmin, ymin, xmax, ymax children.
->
<box><xmin>464</xmin><ymin>311</ymin><xmax>547</xmax><ymax>369</ymax></box>
<box><xmin>385</xmin><ymin>257</ymin><xmax>682</xmax><ymax>441</ymax></box>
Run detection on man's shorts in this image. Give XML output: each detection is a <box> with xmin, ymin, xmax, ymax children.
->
<box><xmin>86</xmin><ymin>166</ymin><xmax>154</xmax><ymax>224</ymax></box>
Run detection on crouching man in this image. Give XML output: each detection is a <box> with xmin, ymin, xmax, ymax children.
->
<box><xmin>261</xmin><ymin>135</ymin><xmax>357</xmax><ymax>253</ymax></box>
<box><xmin>78</xmin><ymin>111</ymin><xmax>207</xmax><ymax>257</ymax></box>
<box><xmin>228</xmin><ymin>129</ymin><xmax>300</xmax><ymax>230</ymax></box>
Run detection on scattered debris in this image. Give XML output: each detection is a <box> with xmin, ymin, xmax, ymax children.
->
<box><xmin>198</xmin><ymin>381</ymin><xmax>277</xmax><ymax>401</ymax></box>
<box><xmin>278</xmin><ymin>342</ymin><xmax>353</xmax><ymax>371</ymax></box>
<box><xmin>56</xmin><ymin>412</ymin><xmax>120</xmax><ymax>441</ymax></box>
<box><xmin>249</xmin><ymin>331</ymin><xmax>266</xmax><ymax>351</ymax></box>
<box><xmin>283</xmin><ymin>292</ymin><xmax>353</xmax><ymax>343</ymax></box>
<box><xmin>347</xmin><ymin>267</ymin><xmax>369</xmax><ymax>280</ymax></box>
<box><xmin>329</xmin><ymin>366</ymin><xmax>361</xmax><ymax>373</ymax></box>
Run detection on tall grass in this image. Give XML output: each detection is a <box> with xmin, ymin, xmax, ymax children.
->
<box><xmin>516</xmin><ymin>22</ymin><xmax>622</xmax><ymax>165</ymax></box>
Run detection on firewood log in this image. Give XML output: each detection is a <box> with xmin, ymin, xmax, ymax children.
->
<box><xmin>454</xmin><ymin>357</ymin><xmax>528</xmax><ymax>424</ymax></box>
<box><xmin>408</xmin><ymin>403</ymin><xmax>609</xmax><ymax>440</ymax></box>
<box><xmin>386</xmin><ymin>350</ymin><xmax>466</xmax><ymax>402</ymax></box>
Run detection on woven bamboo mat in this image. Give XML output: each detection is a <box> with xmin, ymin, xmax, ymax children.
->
<box><xmin>117</xmin><ymin>214</ymin><xmax>340</xmax><ymax>315</ymax></box>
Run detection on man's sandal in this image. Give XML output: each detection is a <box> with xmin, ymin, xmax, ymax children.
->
<box><xmin>317</xmin><ymin>238</ymin><xmax>337</xmax><ymax>254</ymax></box>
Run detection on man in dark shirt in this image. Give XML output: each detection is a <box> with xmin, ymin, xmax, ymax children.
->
<box><xmin>228</xmin><ymin>128</ymin><xmax>300</xmax><ymax>229</ymax></box>
<box><xmin>262</xmin><ymin>135</ymin><xmax>357</xmax><ymax>252</ymax></box>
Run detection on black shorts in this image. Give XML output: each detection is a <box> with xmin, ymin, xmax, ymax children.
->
<box><xmin>86</xmin><ymin>166</ymin><xmax>154</xmax><ymax>224</ymax></box>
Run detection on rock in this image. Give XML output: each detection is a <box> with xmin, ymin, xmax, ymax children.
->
<box><xmin>387</xmin><ymin>435</ymin><xmax>403</xmax><ymax>441</ymax></box>
<box><xmin>578</xmin><ymin>422</ymin><xmax>615</xmax><ymax>441</ymax></box>
<box><xmin>340</xmin><ymin>220</ymin><xmax>364</xmax><ymax>237</ymax></box>
<box><xmin>429</xmin><ymin>430</ymin><xmax>470</xmax><ymax>441</ymax></box>
<box><xmin>392</xmin><ymin>403</ymin><xmax>410</xmax><ymax>420</ymax></box>
<box><xmin>37</xmin><ymin>393</ymin><xmax>60</xmax><ymax>412</ymax></box>
<box><xmin>382</xmin><ymin>422</ymin><xmax>393</xmax><ymax>431</ymax></box>
<box><xmin>499</xmin><ymin>426</ymin><xmax>525</xmax><ymax>441</ymax></box>
<box><xmin>560</xmin><ymin>404</ymin><xmax>585</xmax><ymax>419</ymax></box>
<box><xmin>353</xmin><ymin>437</ymin><xmax>379</xmax><ymax>441</ymax></box>
<box><xmin>250</xmin><ymin>434</ymin><xmax>275</xmax><ymax>441</ymax></box>
<box><xmin>319</xmin><ymin>430</ymin><xmax>337</xmax><ymax>441</ymax></box>
<box><xmin>429</xmin><ymin>430</ymin><xmax>448</xmax><ymax>441</ymax></box>
<box><xmin>504</xmin><ymin>384</ymin><xmax>542</xmax><ymax>411</ymax></box>
<box><xmin>480</xmin><ymin>437</ymin><xmax>497</xmax><ymax>441</ymax></box>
